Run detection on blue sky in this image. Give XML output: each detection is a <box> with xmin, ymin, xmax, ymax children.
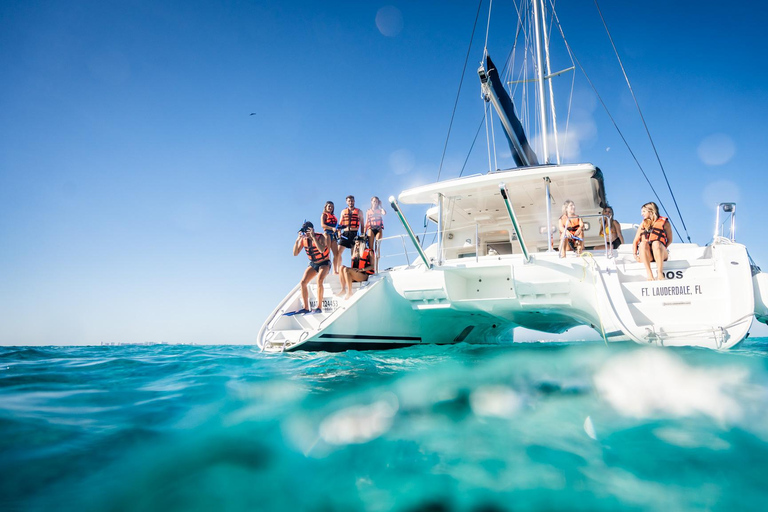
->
<box><xmin>1</xmin><ymin>0</ymin><xmax>767</xmax><ymax>345</ymax></box>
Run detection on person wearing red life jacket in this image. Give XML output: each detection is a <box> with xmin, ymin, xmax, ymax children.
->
<box><xmin>320</xmin><ymin>201</ymin><xmax>340</xmax><ymax>274</ymax></box>
<box><xmin>337</xmin><ymin>195</ymin><xmax>363</xmax><ymax>267</ymax></box>
<box><xmin>340</xmin><ymin>236</ymin><xmax>376</xmax><ymax>300</ymax></box>
<box><xmin>632</xmin><ymin>201</ymin><xmax>673</xmax><ymax>281</ymax></box>
<box><xmin>365</xmin><ymin>196</ymin><xmax>386</xmax><ymax>271</ymax></box>
<box><xmin>290</xmin><ymin>221</ymin><xmax>330</xmax><ymax>315</ymax></box>
<box><xmin>558</xmin><ymin>200</ymin><xmax>584</xmax><ymax>257</ymax></box>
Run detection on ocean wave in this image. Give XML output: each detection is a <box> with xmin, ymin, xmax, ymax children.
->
<box><xmin>2</xmin><ymin>341</ymin><xmax>768</xmax><ymax>511</ymax></box>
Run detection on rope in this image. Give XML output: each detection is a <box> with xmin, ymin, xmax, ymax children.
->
<box><xmin>459</xmin><ymin>116</ymin><xmax>487</xmax><ymax>177</ymax></box>
<box><xmin>592</xmin><ymin>0</ymin><xmax>691</xmax><ymax>243</ymax></box>
<box><xmin>436</xmin><ymin>0</ymin><xmax>484</xmax><ymax>182</ymax></box>
<box><xmin>548</xmin><ymin>10</ymin><xmax>684</xmax><ymax>243</ymax></box>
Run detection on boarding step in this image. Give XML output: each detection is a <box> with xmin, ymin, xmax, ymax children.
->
<box><xmin>261</xmin><ymin>329</ymin><xmax>310</xmax><ymax>352</ymax></box>
<box><xmin>634</xmin><ymin>323</ymin><xmax>731</xmax><ymax>348</ymax></box>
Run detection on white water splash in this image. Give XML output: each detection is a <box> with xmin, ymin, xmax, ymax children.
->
<box><xmin>594</xmin><ymin>349</ymin><xmax>747</xmax><ymax>424</ymax></box>
<box><xmin>470</xmin><ymin>385</ymin><xmax>522</xmax><ymax>419</ymax></box>
<box><xmin>583</xmin><ymin>415</ymin><xmax>597</xmax><ymax>440</ymax></box>
<box><xmin>319</xmin><ymin>394</ymin><xmax>399</xmax><ymax>445</ymax></box>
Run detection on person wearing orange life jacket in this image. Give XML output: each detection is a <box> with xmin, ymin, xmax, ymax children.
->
<box><xmin>558</xmin><ymin>200</ymin><xmax>584</xmax><ymax>257</ymax></box>
<box><xmin>289</xmin><ymin>221</ymin><xmax>330</xmax><ymax>315</ymax></box>
<box><xmin>632</xmin><ymin>201</ymin><xmax>673</xmax><ymax>281</ymax></box>
<box><xmin>365</xmin><ymin>196</ymin><xmax>386</xmax><ymax>272</ymax></box>
<box><xmin>337</xmin><ymin>195</ymin><xmax>363</xmax><ymax>267</ymax></box>
<box><xmin>320</xmin><ymin>201</ymin><xmax>341</xmax><ymax>274</ymax></box>
<box><xmin>340</xmin><ymin>236</ymin><xmax>376</xmax><ymax>300</ymax></box>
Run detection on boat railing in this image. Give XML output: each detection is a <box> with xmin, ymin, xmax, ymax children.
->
<box><xmin>375</xmin><ymin>213</ymin><xmax>617</xmax><ymax>270</ymax></box>
<box><xmin>375</xmin><ymin>230</ymin><xmax>439</xmax><ymax>270</ymax></box>
<box><xmin>558</xmin><ymin>214</ymin><xmax>616</xmax><ymax>259</ymax></box>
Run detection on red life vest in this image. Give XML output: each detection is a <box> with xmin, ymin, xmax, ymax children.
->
<box><xmin>340</xmin><ymin>208</ymin><xmax>360</xmax><ymax>231</ymax></box>
<box><xmin>322</xmin><ymin>212</ymin><xmax>338</xmax><ymax>230</ymax></box>
<box><xmin>303</xmin><ymin>235</ymin><xmax>330</xmax><ymax>263</ymax></box>
<box><xmin>644</xmin><ymin>217</ymin><xmax>669</xmax><ymax>247</ymax></box>
<box><xmin>352</xmin><ymin>248</ymin><xmax>374</xmax><ymax>275</ymax></box>
<box><xmin>366</xmin><ymin>208</ymin><xmax>384</xmax><ymax>230</ymax></box>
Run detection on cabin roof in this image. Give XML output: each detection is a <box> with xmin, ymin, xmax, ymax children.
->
<box><xmin>399</xmin><ymin>163</ymin><xmax>597</xmax><ymax>204</ymax></box>
<box><xmin>398</xmin><ymin>164</ymin><xmax>607</xmax><ymax>222</ymax></box>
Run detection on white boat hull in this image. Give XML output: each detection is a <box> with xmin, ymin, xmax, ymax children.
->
<box><xmin>258</xmin><ymin>240</ymin><xmax>756</xmax><ymax>352</ymax></box>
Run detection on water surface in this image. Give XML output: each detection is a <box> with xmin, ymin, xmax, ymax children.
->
<box><xmin>2</xmin><ymin>339</ymin><xmax>768</xmax><ymax>511</ymax></box>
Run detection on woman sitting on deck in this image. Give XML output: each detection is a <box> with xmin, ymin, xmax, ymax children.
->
<box><xmin>340</xmin><ymin>236</ymin><xmax>376</xmax><ymax>300</ymax></box>
<box><xmin>599</xmin><ymin>205</ymin><xmax>624</xmax><ymax>250</ymax></box>
<box><xmin>633</xmin><ymin>201</ymin><xmax>673</xmax><ymax>281</ymax></box>
<box><xmin>558</xmin><ymin>200</ymin><xmax>584</xmax><ymax>257</ymax></box>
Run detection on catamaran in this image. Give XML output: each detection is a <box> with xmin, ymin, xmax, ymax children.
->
<box><xmin>258</xmin><ymin>1</ymin><xmax>768</xmax><ymax>352</ymax></box>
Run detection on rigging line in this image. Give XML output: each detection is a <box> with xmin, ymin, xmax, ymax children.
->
<box><xmin>545</xmin><ymin>0</ymin><xmax>575</xmax><ymax>161</ymax></box>
<box><xmin>483</xmin><ymin>0</ymin><xmax>494</xmax><ymax>58</ymax></box>
<box><xmin>564</xmin><ymin>67</ymin><xmax>575</xmax><ymax>159</ymax></box>
<box><xmin>459</xmin><ymin>114</ymin><xmax>487</xmax><ymax>177</ymax></box>
<box><xmin>592</xmin><ymin>0</ymin><xmax>691</xmax><ymax>242</ymax></box>
<box><xmin>549</xmin><ymin>12</ymin><xmax>681</xmax><ymax>241</ymax></box>
<box><xmin>436</xmin><ymin>0</ymin><xmax>484</xmax><ymax>182</ymax></box>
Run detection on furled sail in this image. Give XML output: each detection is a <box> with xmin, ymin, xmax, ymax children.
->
<box><xmin>478</xmin><ymin>54</ymin><xmax>539</xmax><ymax>167</ymax></box>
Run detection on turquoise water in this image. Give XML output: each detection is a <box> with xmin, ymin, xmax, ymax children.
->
<box><xmin>2</xmin><ymin>339</ymin><xmax>768</xmax><ymax>511</ymax></box>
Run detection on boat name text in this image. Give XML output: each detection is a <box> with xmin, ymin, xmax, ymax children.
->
<box><xmin>641</xmin><ymin>285</ymin><xmax>702</xmax><ymax>297</ymax></box>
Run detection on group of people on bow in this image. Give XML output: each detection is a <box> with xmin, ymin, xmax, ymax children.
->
<box><xmin>289</xmin><ymin>196</ymin><xmax>386</xmax><ymax>315</ymax></box>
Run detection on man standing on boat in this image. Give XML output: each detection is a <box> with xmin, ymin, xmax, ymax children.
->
<box><xmin>290</xmin><ymin>221</ymin><xmax>330</xmax><ymax>314</ymax></box>
<box><xmin>337</xmin><ymin>195</ymin><xmax>363</xmax><ymax>267</ymax></box>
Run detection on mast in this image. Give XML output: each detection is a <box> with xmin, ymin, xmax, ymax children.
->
<box><xmin>540</xmin><ymin>0</ymin><xmax>561</xmax><ymax>164</ymax></box>
<box><xmin>532</xmin><ymin>0</ymin><xmax>550</xmax><ymax>163</ymax></box>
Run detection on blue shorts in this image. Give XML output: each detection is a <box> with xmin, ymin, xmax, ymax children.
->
<box><xmin>308</xmin><ymin>260</ymin><xmax>330</xmax><ymax>272</ymax></box>
<box><xmin>324</xmin><ymin>229</ymin><xmax>338</xmax><ymax>242</ymax></box>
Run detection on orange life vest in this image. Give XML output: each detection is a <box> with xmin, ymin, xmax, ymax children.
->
<box><xmin>322</xmin><ymin>212</ymin><xmax>338</xmax><ymax>229</ymax></box>
<box><xmin>340</xmin><ymin>208</ymin><xmax>360</xmax><ymax>231</ymax></box>
<box><xmin>644</xmin><ymin>217</ymin><xmax>669</xmax><ymax>247</ymax></box>
<box><xmin>352</xmin><ymin>248</ymin><xmax>374</xmax><ymax>275</ymax></box>
<box><xmin>561</xmin><ymin>215</ymin><xmax>581</xmax><ymax>232</ymax></box>
<box><xmin>366</xmin><ymin>208</ymin><xmax>384</xmax><ymax>230</ymax></box>
<box><xmin>303</xmin><ymin>235</ymin><xmax>330</xmax><ymax>263</ymax></box>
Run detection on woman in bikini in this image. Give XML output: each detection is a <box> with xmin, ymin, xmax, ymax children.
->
<box><xmin>320</xmin><ymin>201</ymin><xmax>340</xmax><ymax>274</ymax></box>
<box><xmin>365</xmin><ymin>196</ymin><xmax>386</xmax><ymax>272</ymax></box>
<box><xmin>599</xmin><ymin>205</ymin><xmax>624</xmax><ymax>250</ymax></box>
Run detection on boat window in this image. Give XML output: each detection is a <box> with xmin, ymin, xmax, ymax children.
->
<box><xmin>487</xmin><ymin>241</ymin><xmax>513</xmax><ymax>255</ymax></box>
